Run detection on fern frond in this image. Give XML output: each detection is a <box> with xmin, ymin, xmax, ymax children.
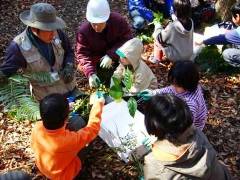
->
<box><xmin>24</xmin><ymin>71</ymin><xmax>55</xmax><ymax>84</ymax></box>
<box><xmin>0</xmin><ymin>74</ymin><xmax>40</xmax><ymax>121</ymax></box>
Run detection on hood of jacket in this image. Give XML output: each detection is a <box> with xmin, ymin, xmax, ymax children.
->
<box><xmin>174</xmin><ymin>19</ymin><xmax>193</xmax><ymax>37</ymax></box>
<box><xmin>153</xmin><ymin>127</ymin><xmax>220</xmax><ymax>178</ymax></box>
<box><xmin>117</xmin><ymin>38</ymin><xmax>143</xmax><ymax>70</ymax></box>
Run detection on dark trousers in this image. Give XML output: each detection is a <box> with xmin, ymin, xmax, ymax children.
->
<box><xmin>96</xmin><ymin>61</ymin><xmax>119</xmax><ymax>87</ymax></box>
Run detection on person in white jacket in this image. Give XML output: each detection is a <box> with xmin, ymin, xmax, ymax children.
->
<box><xmin>112</xmin><ymin>38</ymin><xmax>158</xmax><ymax>94</ymax></box>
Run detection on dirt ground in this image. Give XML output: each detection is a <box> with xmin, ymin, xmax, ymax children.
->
<box><xmin>0</xmin><ymin>0</ymin><xmax>240</xmax><ymax>179</ymax></box>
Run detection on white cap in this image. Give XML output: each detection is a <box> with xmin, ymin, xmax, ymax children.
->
<box><xmin>86</xmin><ymin>0</ymin><xmax>110</xmax><ymax>23</ymax></box>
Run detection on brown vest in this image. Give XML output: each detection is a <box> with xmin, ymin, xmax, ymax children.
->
<box><xmin>14</xmin><ymin>29</ymin><xmax>75</xmax><ymax>100</ymax></box>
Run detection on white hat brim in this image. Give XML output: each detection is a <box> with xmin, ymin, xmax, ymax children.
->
<box><xmin>86</xmin><ymin>11</ymin><xmax>110</xmax><ymax>23</ymax></box>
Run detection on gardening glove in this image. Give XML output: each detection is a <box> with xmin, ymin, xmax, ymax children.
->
<box><xmin>89</xmin><ymin>91</ymin><xmax>105</xmax><ymax>105</ymax></box>
<box><xmin>60</xmin><ymin>63</ymin><xmax>75</xmax><ymax>83</ymax></box>
<box><xmin>0</xmin><ymin>70</ymin><xmax>8</xmax><ymax>84</ymax></box>
<box><xmin>152</xmin><ymin>22</ymin><xmax>162</xmax><ymax>39</ymax></box>
<box><xmin>137</xmin><ymin>89</ymin><xmax>154</xmax><ymax>101</ymax></box>
<box><xmin>89</xmin><ymin>74</ymin><xmax>100</xmax><ymax>88</ymax></box>
<box><xmin>100</xmin><ymin>55</ymin><xmax>112</xmax><ymax>69</ymax></box>
<box><xmin>171</xmin><ymin>13</ymin><xmax>178</xmax><ymax>21</ymax></box>
<box><xmin>142</xmin><ymin>136</ymin><xmax>157</xmax><ymax>151</ymax></box>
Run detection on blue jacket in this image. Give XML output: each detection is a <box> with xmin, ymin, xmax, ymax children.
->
<box><xmin>128</xmin><ymin>0</ymin><xmax>174</xmax><ymax>22</ymax></box>
<box><xmin>203</xmin><ymin>26</ymin><xmax>240</xmax><ymax>46</ymax></box>
<box><xmin>128</xmin><ymin>0</ymin><xmax>154</xmax><ymax>22</ymax></box>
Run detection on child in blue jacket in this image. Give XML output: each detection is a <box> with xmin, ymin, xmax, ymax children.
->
<box><xmin>128</xmin><ymin>0</ymin><xmax>174</xmax><ymax>29</ymax></box>
<box><xmin>198</xmin><ymin>2</ymin><xmax>240</xmax><ymax>67</ymax></box>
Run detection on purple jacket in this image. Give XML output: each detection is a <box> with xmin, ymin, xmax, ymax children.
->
<box><xmin>75</xmin><ymin>12</ymin><xmax>133</xmax><ymax>78</ymax></box>
<box><xmin>153</xmin><ymin>85</ymin><xmax>207</xmax><ymax>130</ymax></box>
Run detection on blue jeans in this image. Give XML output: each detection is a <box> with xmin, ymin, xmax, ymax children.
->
<box><xmin>222</xmin><ymin>48</ymin><xmax>240</xmax><ymax>67</ymax></box>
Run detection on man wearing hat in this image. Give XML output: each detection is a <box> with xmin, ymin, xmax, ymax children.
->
<box><xmin>0</xmin><ymin>3</ymin><xmax>76</xmax><ymax>101</ymax></box>
<box><xmin>75</xmin><ymin>0</ymin><xmax>133</xmax><ymax>88</ymax></box>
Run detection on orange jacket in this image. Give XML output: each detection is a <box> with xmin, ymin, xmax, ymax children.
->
<box><xmin>31</xmin><ymin>101</ymin><xmax>104</xmax><ymax>180</ymax></box>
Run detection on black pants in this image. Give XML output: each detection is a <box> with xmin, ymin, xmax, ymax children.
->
<box><xmin>96</xmin><ymin>61</ymin><xmax>119</xmax><ymax>87</ymax></box>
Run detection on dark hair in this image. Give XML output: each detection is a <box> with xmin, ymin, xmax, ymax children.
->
<box><xmin>174</xmin><ymin>0</ymin><xmax>192</xmax><ymax>20</ymax></box>
<box><xmin>231</xmin><ymin>3</ymin><xmax>240</xmax><ymax>18</ymax></box>
<box><xmin>144</xmin><ymin>94</ymin><xmax>193</xmax><ymax>144</ymax></box>
<box><xmin>40</xmin><ymin>93</ymin><xmax>69</xmax><ymax>130</ymax></box>
<box><xmin>168</xmin><ymin>60</ymin><xmax>199</xmax><ymax>92</ymax></box>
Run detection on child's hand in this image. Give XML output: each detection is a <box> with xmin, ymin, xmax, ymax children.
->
<box><xmin>137</xmin><ymin>89</ymin><xmax>154</xmax><ymax>101</ymax></box>
<box><xmin>89</xmin><ymin>91</ymin><xmax>105</xmax><ymax>105</ymax></box>
<box><xmin>142</xmin><ymin>136</ymin><xmax>157</xmax><ymax>150</ymax></box>
<box><xmin>195</xmin><ymin>40</ymin><xmax>203</xmax><ymax>46</ymax></box>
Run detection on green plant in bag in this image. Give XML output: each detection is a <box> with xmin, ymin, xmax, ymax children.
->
<box><xmin>110</xmin><ymin>68</ymin><xmax>138</xmax><ymax>117</ymax></box>
<box><xmin>123</xmin><ymin>68</ymin><xmax>134</xmax><ymax>90</ymax></box>
<box><xmin>128</xmin><ymin>97</ymin><xmax>137</xmax><ymax>117</ymax></box>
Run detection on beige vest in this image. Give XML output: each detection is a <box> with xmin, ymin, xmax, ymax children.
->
<box><xmin>14</xmin><ymin>29</ymin><xmax>75</xmax><ymax>100</ymax></box>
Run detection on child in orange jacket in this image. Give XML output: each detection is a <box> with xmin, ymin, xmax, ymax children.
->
<box><xmin>31</xmin><ymin>93</ymin><xmax>104</xmax><ymax>180</ymax></box>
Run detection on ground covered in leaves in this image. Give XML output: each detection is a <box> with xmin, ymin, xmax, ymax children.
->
<box><xmin>0</xmin><ymin>0</ymin><xmax>240</xmax><ymax>179</ymax></box>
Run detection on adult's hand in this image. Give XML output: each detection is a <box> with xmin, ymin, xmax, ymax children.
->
<box><xmin>100</xmin><ymin>55</ymin><xmax>112</xmax><ymax>69</ymax></box>
<box><xmin>60</xmin><ymin>63</ymin><xmax>74</xmax><ymax>83</ymax></box>
<box><xmin>89</xmin><ymin>74</ymin><xmax>100</xmax><ymax>88</ymax></box>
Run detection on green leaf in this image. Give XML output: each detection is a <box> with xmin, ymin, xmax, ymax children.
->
<box><xmin>112</xmin><ymin>76</ymin><xmax>121</xmax><ymax>87</ymax></box>
<box><xmin>137</xmin><ymin>33</ymin><xmax>153</xmax><ymax>43</ymax></box>
<box><xmin>123</xmin><ymin>68</ymin><xmax>133</xmax><ymax>90</ymax></box>
<box><xmin>0</xmin><ymin>74</ymin><xmax>40</xmax><ymax>121</ymax></box>
<box><xmin>109</xmin><ymin>85</ymin><xmax>123</xmax><ymax>101</ymax></box>
<box><xmin>127</xmin><ymin>97</ymin><xmax>137</xmax><ymax>117</ymax></box>
<box><xmin>24</xmin><ymin>71</ymin><xmax>55</xmax><ymax>84</ymax></box>
<box><xmin>153</xmin><ymin>12</ymin><xmax>164</xmax><ymax>25</ymax></box>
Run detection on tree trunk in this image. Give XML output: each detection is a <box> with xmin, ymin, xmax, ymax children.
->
<box><xmin>215</xmin><ymin>0</ymin><xmax>237</xmax><ymax>21</ymax></box>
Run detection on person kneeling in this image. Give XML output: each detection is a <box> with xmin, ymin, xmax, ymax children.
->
<box><xmin>143</xmin><ymin>94</ymin><xmax>231</xmax><ymax>179</ymax></box>
<box><xmin>112</xmin><ymin>38</ymin><xmax>158</xmax><ymax>94</ymax></box>
<box><xmin>31</xmin><ymin>93</ymin><xmax>104</xmax><ymax>179</ymax></box>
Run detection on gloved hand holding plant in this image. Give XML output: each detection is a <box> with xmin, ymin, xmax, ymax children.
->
<box><xmin>60</xmin><ymin>62</ymin><xmax>75</xmax><ymax>83</ymax></box>
<box><xmin>137</xmin><ymin>89</ymin><xmax>154</xmax><ymax>101</ymax></box>
<box><xmin>89</xmin><ymin>74</ymin><xmax>101</xmax><ymax>88</ymax></box>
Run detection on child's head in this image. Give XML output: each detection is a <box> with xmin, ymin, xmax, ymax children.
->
<box><xmin>144</xmin><ymin>94</ymin><xmax>193</xmax><ymax>144</ymax></box>
<box><xmin>173</xmin><ymin>0</ymin><xmax>191</xmax><ymax>20</ymax></box>
<box><xmin>168</xmin><ymin>60</ymin><xmax>199</xmax><ymax>92</ymax></box>
<box><xmin>40</xmin><ymin>93</ymin><xmax>69</xmax><ymax>130</ymax></box>
<box><xmin>116</xmin><ymin>38</ymin><xmax>143</xmax><ymax>69</ymax></box>
<box><xmin>231</xmin><ymin>3</ymin><xmax>240</xmax><ymax>26</ymax></box>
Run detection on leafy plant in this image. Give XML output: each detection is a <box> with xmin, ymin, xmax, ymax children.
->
<box><xmin>110</xmin><ymin>68</ymin><xmax>137</xmax><ymax>117</ymax></box>
<box><xmin>0</xmin><ymin>74</ymin><xmax>40</xmax><ymax>121</ymax></box>
<box><xmin>137</xmin><ymin>12</ymin><xmax>164</xmax><ymax>43</ymax></box>
<box><xmin>72</xmin><ymin>97</ymin><xmax>91</xmax><ymax>121</ymax></box>
<box><xmin>152</xmin><ymin>12</ymin><xmax>164</xmax><ymax>25</ymax></box>
<box><xmin>137</xmin><ymin>33</ymin><xmax>154</xmax><ymax>43</ymax></box>
<box><xmin>123</xmin><ymin>67</ymin><xmax>134</xmax><ymax>90</ymax></box>
<box><xmin>24</xmin><ymin>71</ymin><xmax>56</xmax><ymax>84</ymax></box>
<box><xmin>109</xmin><ymin>77</ymin><xmax>123</xmax><ymax>101</ymax></box>
<box><xmin>195</xmin><ymin>45</ymin><xmax>240</xmax><ymax>74</ymax></box>
<box><xmin>128</xmin><ymin>97</ymin><xmax>137</xmax><ymax>117</ymax></box>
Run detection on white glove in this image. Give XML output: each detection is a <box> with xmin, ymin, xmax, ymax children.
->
<box><xmin>89</xmin><ymin>74</ymin><xmax>100</xmax><ymax>88</ymax></box>
<box><xmin>171</xmin><ymin>13</ymin><xmax>178</xmax><ymax>21</ymax></box>
<box><xmin>100</xmin><ymin>55</ymin><xmax>112</xmax><ymax>69</ymax></box>
<box><xmin>152</xmin><ymin>23</ymin><xmax>162</xmax><ymax>39</ymax></box>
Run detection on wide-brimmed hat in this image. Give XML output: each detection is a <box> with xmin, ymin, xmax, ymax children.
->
<box><xmin>19</xmin><ymin>3</ymin><xmax>66</xmax><ymax>31</ymax></box>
